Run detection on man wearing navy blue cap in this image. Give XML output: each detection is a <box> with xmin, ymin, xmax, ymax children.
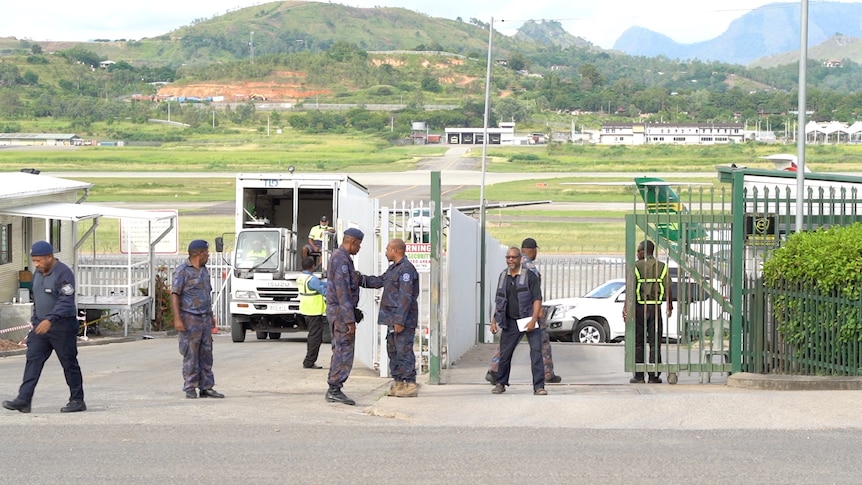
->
<box><xmin>3</xmin><ymin>241</ymin><xmax>86</xmax><ymax>413</ymax></box>
<box><xmin>325</xmin><ymin>227</ymin><xmax>364</xmax><ymax>405</ymax></box>
<box><xmin>171</xmin><ymin>239</ymin><xmax>225</xmax><ymax>399</ymax></box>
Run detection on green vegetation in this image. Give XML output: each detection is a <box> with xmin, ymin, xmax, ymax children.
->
<box><xmin>762</xmin><ymin>223</ymin><xmax>862</xmax><ymax>372</ymax></box>
<box><xmin>3</xmin><ymin>2</ymin><xmax>862</xmax><ymax>141</ymax></box>
<box><xmin>56</xmin><ymin>141</ymin><xmax>862</xmax><ymax>255</ymax></box>
<box><xmin>78</xmin><ymin>215</ymin><xmax>234</xmax><ymax>255</ymax></box>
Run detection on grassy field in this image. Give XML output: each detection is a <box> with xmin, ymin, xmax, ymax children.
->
<box><xmin>78</xmin><ymin>216</ymin><xmax>236</xmax><ymax>255</ymax></box>
<box><xmin>13</xmin><ymin>134</ymin><xmax>855</xmax><ymax>254</ymax></box>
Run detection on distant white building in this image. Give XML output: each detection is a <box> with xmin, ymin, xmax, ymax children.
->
<box><xmin>445</xmin><ymin>121</ymin><xmax>517</xmax><ymax>145</ymax></box>
<box><xmin>804</xmin><ymin>120</ymin><xmax>862</xmax><ymax>144</ymax></box>
<box><xmin>599</xmin><ymin>123</ymin><xmax>744</xmax><ymax>145</ymax></box>
<box><xmin>0</xmin><ymin>133</ymin><xmax>82</xmax><ymax>146</ymax></box>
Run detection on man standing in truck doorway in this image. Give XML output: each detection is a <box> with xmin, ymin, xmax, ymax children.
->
<box><xmin>324</xmin><ymin>228</ymin><xmax>364</xmax><ymax>405</ymax></box>
<box><xmin>302</xmin><ymin>215</ymin><xmax>336</xmax><ymax>263</ymax></box>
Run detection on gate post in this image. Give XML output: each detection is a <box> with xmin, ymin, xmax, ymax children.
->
<box><xmin>623</xmin><ymin>213</ymin><xmax>636</xmax><ymax>374</ymax></box>
<box><xmin>429</xmin><ymin>171</ymin><xmax>442</xmax><ymax>384</ymax></box>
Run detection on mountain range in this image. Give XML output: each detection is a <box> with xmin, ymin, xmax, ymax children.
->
<box><xmin>612</xmin><ymin>1</ymin><xmax>862</xmax><ymax>65</ymax></box>
<box><xmin>3</xmin><ymin>1</ymin><xmax>862</xmax><ymax>70</ymax></box>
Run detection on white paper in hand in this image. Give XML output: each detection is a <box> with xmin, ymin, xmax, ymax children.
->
<box><xmin>516</xmin><ymin>317</ymin><xmax>533</xmax><ymax>332</ymax></box>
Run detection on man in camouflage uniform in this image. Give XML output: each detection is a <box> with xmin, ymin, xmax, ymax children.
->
<box><xmin>486</xmin><ymin>238</ymin><xmax>561</xmax><ymax>385</ymax></box>
<box><xmin>171</xmin><ymin>240</ymin><xmax>225</xmax><ymax>399</ymax></box>
<box><xmin>359</xmin><ymin>238</ymin><xmax>420</xmax><ymax>397</ymax></box>
<box><xmin>325</xmin><ymin>228</ymin><xmax>365</xmax><ymax>405</ymax></box>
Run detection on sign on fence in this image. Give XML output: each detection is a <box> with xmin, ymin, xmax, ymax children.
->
<box><xmin>120</xmin><ymin>210</ymin><xmax>179</xmax><ymax>254</ymax></box>
<box><xmin>406</xmin><ymin>243</ymin><xmax>431</xmax><ymax>273</ymax></box>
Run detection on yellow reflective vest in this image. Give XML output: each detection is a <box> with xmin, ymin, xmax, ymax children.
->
<box><xmin>634</xmin><ymin>257</ymin><xmax>667</xmax><ymax>305</ymax></box>
<box><xmin>297</xmin><ymin>273</ymin><xmax>326</xmax><ymax>316</ymax></box>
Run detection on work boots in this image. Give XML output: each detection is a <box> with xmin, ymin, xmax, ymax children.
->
<box><xmin>388</xmin><ymin>381</ymin><xmax>405</xmax><ymax>396</ymax></box>
<box><xmin>394</xmin><ymin>381</ymin><xmax>418</xmax><ymax>398</ymax></box>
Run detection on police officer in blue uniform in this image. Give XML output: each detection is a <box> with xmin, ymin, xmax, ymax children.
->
<box><xmin>325</xmin><ymin>227</ymin><xmax>365</xmax><ymax>405</ymax></box>
<box><xmin>359</xmin><ymin>238</ymin><xmax>420</xmax><ymax>398</ymax></box>
<box><xmin>3</xmin><ymin>241</ymin><xmax>86</xmax><ymax>413</ymax></box>
<box><xmin>171</xmin><ymin>239</ymin><xmax>225</xmax><ymax>399</ymax></box>
<box><xmin>490</xmin><ymin>247</ymin><xmax>546</xmax><ymax>395</ymax></box>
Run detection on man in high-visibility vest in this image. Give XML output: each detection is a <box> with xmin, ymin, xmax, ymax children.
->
<box><xmin>302</xmin><ymin>215</ymin><xmax>336</xmax><ymax>262</ymax></box>
<box><xmin>623</xmin><ymin>240</ymin><xmax>673</xmax><ymax>384</ymax></box>
<box><xmin>298</xmin><ymin>257</ymin><xmax>328</xmax><ymax>370</ymax></box>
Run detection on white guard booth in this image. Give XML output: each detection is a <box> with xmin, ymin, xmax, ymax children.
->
<box><xmin>0</xmin><ymin>202</ymin><xmax>177</xmax><ymax>336</ymax></box>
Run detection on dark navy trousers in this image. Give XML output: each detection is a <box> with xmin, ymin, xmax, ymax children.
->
<box><xmin>495</xmin><ymin>317</ymin><xmax>545</xmax><ymax>391</ymax></box>
<box><xmin>18</xmin><ymin>318</ymin><xmax>84</xmax><ymax>403</ymax></box>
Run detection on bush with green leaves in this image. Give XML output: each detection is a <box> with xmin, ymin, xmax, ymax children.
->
<box><xmin>762</xmin><ymin>223</ymin><xmax>862</xmax><ymax>371</ymax></box>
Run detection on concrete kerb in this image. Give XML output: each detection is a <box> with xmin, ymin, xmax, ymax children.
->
<box><xmin>727</xmin><ymin>372</ymin><xmax>862</xmax><ymax>391</ymax></box>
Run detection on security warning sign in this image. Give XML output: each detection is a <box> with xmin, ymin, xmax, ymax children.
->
<box><xmin>405</xmin><ymin>243</ymin><xmax>431</xmax><ymax>273</ymax></box>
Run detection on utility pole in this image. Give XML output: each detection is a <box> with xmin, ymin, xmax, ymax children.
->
<box><xmin>249</xmin><ymin>31</ymin><xmax>254</xmax><ymax>64</ymax></box>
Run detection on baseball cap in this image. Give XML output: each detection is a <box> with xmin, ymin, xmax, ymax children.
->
<box><xmin>30</xmin><ymin>240</ymin><xmax>55</xmax><ymax>256</ymax></box>
<box><xmin>344</xmin><ymin>227</ymin><xmax>364</xmax><ymax>241</ymax></box>
<box><xmin>521</xmin><ymin>238</ymin><xmax>539</xmax><ymax>249</ymax></box>
<box><xmin>188</xmin><ymin>239</ymin><xmax>209</xmax><ymax>252</ymax></box>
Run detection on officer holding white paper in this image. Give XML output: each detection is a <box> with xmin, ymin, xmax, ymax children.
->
<box><xmin>489</xmin><ymin>247</ymin><xmax>545</xmax><ymax>396</ymax></box>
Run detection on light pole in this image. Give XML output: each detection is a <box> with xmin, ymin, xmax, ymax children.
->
<box><xmin>795</xmin><ymin>0</ymin><xmax>809</xmax><ymax>230</ymax></box>
<box><xmin>478</xmin><ymin>17</ymin><xmax>493</xmax><ymax>343</ymax></box>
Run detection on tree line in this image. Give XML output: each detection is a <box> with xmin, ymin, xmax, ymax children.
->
<box><xmin>2</xmin><ymin>40</ymin><xmax>862</xmax><ymax>138</ymax></box>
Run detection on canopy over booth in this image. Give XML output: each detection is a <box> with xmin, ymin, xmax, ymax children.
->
<box><xmin>0</xmin><ymin>202</ymin><xmax>176</xmax><ymax>335</ymax></box>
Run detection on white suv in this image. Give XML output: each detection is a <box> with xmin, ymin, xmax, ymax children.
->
<box><xmin>544</xmin><ymin>278</ymin><xmax>725</xmax><ymax>344</ymax></box>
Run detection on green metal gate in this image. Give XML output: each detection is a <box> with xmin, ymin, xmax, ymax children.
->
<box><xmin>624</xmin><ymin>176</ymin><xmax>734</xmax><ymax>384</ymax></box>
<box><xmin>624</xmin><ymin>167</ymin><xmax>862</xmax><ymax>383</ymax></box>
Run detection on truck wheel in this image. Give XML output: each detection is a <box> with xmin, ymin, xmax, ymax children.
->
<box><xmin>231</xmin><ymin>318</ymin><xmax>246</xmax><ymax>343</ymax></box>
<box><xmin>268</xmin><ymin>332</ymin><xmax>281</xmax><ymax>340</ymax></box>
<box><xmin>256</xmin><ymin>331</ymin><xmax>268</xmax><ymax>340</ymax></box>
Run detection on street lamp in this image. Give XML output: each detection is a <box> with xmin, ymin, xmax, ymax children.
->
<box><xmin>795</xmin><ymin>0</ymin><xmax>809</xmax><ymax>230</ymax></box>
<box><xmin>478</xmin><ymin>17</ymin><xmax>494</xmax><ymax>343</ymax></box>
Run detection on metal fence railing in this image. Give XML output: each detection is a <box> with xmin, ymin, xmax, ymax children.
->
<box><xmin>76</xmin><ymin>254</ymin><xmax>231</xmax><ymax>333</ymax></box>
<box><xmin>539</xmin><ymin>255</ymin><xmax>626</xmax><ymax>301</ymax></box>
<box><xmin>748</xmin><ymin>277</ymin><xmax>862</xmax><ymax>376</ymax></box>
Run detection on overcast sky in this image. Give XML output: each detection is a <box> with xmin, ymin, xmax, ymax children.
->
<box><xmin>2</xmin><ymin>1</ymin><xmax>859</xmax><ymax>49</ymax></box>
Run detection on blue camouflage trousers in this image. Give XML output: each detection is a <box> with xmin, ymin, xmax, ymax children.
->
<box><xmin>178</xmin><ymin>313</ymin><xmax>215</xmax><ymax>392</ymax></box>
<box><xmin>327</xmin><ymin>318</ymin><xmax>356</xmax><ymax>390</ymax></box>
<box><xmin>388</xmin><ymin>326</ymin><xmax>416</xmax><ymax>383</ymax></box>
<box><xmin>489</xmin><ymin>319</ymin><xmax>555</xmax><ymax>379</ymax></box>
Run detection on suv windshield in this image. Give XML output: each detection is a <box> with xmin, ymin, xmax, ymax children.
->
<box><xmin>584</xmin><ymin>280</ymin><xmax>625</xmax><ymax>299</ymax></box>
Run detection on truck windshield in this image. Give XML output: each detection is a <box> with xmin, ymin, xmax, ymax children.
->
<box><xmin>236</xmin><ymin>232</ymin><xmax>279</xmax><ymax>270</ymax></box>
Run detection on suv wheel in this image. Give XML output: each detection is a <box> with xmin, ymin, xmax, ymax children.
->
<box><xmin>575</xmin><ymin>319</ymin><xmax>607</xmax><ymax>344</ymax></box>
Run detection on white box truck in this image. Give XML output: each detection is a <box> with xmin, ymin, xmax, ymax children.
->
<box><xmin>215</xmin><ymin>173</ymin><xmax>372</xmax><ymax>342</ymax></box>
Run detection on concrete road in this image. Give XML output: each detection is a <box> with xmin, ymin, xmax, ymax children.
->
<box><xmin>0</xmin><ymin>336</ymin><xmax>861</xmax><ymax>483</ymax></box>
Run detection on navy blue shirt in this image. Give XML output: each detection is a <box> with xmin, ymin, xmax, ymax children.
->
<box><xmin>326</xmin><ymin>247</ymin><xmax>360</xmax><ymax>323</ymax></box>
<box><xmin>360</xmin><ymin>256</ymin><xmax>420</xmax><ymax>328</ymax></box>
<box><xmin>32</xmin><ymin>259</ymin><xmax>77</xmax><ymax>326</ymax></box>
